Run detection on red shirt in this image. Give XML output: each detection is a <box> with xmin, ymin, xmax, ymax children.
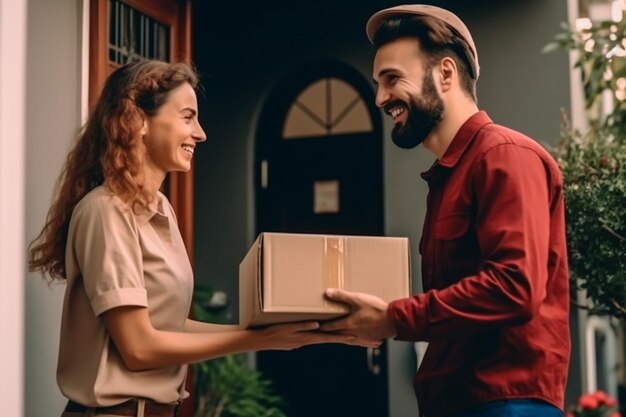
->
<box><xmin>388</xmin><ymin>111</ymin><xmax>570</xmax><ymax>417</ymax></box>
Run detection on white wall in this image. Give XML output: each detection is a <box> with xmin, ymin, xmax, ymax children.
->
<box><xmin>24</xmin><ymin>1</ymin><xmax>84</xmax><ymax>416</ymax></box>
<box><xmin>0</xmin><ymin>0</ymin><xmax>27</xmax><ymax>415</ymax></box>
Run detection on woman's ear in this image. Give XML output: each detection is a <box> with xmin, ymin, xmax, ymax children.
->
<box><xmin>139</xmin><ymin>118</ymin><xmax>148</xmax><ymax>136</ymax></box>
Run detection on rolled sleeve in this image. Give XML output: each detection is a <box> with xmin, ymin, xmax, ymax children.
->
<box><xmin>91</xmin><ymin>287</ymin><xmax>148</xmax><ymax>316</ymax></box>
<box><xmin>70</xmin><ymin>193</ymin><xmax>147</xmax><ymax>316</ymax></box>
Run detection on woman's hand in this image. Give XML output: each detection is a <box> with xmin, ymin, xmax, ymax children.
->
<box><xmin>102</xmin><ymin>306</ymin><xmax>382</xmax><ymax>371</ymax></box>
<box><xmin>253</xmin><ymin>321</ymin><xmax>382</xmax><ymax>350</ymax></box>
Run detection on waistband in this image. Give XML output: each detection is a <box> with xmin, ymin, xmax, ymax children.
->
<box><xmin>65</xmin><ymin>399</ymin><xmax>181</xmax><ymax>417</ymax></box>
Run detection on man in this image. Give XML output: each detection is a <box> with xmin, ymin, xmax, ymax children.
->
<box><xmin>321</xmin><ymin>5</ymin><xmax>570</xmax><ymax>417</ymax></box>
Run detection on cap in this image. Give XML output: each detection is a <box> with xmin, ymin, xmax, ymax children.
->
<box><xmin>366</xmin><ymin>4</ymin><xmax>480</xmax><ymax>78</ymax></box>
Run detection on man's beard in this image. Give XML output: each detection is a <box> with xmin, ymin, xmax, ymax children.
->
<box><xmin>388</xmin><ymin>73</ymin><xmax>444</xmax><ymax>149</ymax></box>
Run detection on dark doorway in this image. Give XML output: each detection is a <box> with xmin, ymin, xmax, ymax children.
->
<box><xmin>255</xmin><ymin>60</ymin><xmax>387</xmax><ymax>417</ymax></box>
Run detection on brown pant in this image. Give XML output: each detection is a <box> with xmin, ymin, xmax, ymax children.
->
<box><xmin>61</xmin><ymin>398</ymin><xmax>180</xmax><ymax>417</ymax></box>
<box><xmin>62</xmin><ymin>413</ymin><xmax>120</xmax><ymax>417</ymax></box>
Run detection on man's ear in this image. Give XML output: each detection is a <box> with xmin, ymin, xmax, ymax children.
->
<box><xmin>438</xmin><ymin>57</ymin><xmax>457</xmax><ymax>93</ymax></box>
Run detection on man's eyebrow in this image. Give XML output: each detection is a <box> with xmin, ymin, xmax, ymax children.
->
<box><xmin>373</xmin><ymin>68</ymin><xmax>398</xmax><ymax>84</ymax></box>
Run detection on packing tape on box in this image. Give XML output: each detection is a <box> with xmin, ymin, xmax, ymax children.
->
<box><xmin>323</xmin><ymin>236</ymin><xmax>346</xmax><ymax>309</ymax></box>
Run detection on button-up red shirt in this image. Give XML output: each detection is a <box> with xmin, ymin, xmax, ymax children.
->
<box><xmin>388</xmin><ymin>111</ymin><xmax>570</xmax><ymax>417</ymax></box>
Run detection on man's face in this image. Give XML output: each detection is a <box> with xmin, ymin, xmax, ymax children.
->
<box><xmin>373</xmin><ymin>37</ymin><xmax>444</xmax><ymax>149</ymax></box>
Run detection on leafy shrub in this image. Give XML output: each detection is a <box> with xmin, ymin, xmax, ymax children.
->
<box><xmin>546</xmin><ymin>17</ymin><xmax>626</xmax><ymax>318</ymax></box>
<box><xmin>191</xmin><ymin>285</ymin><xmax>287</xmax><ymax>417</ymax></box>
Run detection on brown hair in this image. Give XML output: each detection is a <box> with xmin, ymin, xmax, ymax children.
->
<box><xmin>373</xmin><ymin>15</ymin><xmax>477</xmax><ymax>102</ymax></box>
<box><xmin>29</xmin><ymin>60</ymin><xmax>198</xmax><ymax>280</ymax></box>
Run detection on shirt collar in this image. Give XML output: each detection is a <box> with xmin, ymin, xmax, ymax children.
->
<box><xmin>421</xmin><ymin>111</ymin><xmax>492</xmax><ymax>180</ymax></box>
<box><xmin>439</xmin><ymin>110</ymin><xmax>492</xmax><ymax>168</ymax></box>
<box><xmin>136</xmin><ymin>192</ymin><xmax>168</xmax><ymax>225</ymax></box>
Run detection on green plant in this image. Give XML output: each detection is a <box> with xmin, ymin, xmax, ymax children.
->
<box><xmin>545</xmin><ymin>17</ymin><xmax>626</xmax><ymax>318</ymax></box>
<box><xmin>543</xmin><ymin>18</ymin><xmax>626</xmax><ymax>135</ymax></box>
<box><xmin>191</xmin><ymin>285</ymin><xmax>287</xmax><ymax>417</ymax></box>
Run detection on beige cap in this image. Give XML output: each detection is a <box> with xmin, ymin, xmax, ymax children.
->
<box><xmin>366</xmin><ymin>4</ymin><xmax>480</xmax><ymax>78</ymax></box>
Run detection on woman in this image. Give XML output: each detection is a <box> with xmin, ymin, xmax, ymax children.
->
<box><xmin>29</xmin><ymin>60</ymin><xmax>376</xmax><ymax>417</ymax></box>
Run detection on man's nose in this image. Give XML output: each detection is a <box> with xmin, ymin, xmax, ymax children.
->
<box><xmin>375</xmin><ymin>87</ymin><xmax>391</xmax><ymax>108</ymax></box>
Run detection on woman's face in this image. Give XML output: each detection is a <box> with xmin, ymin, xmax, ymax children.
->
<box><xmin>142</xmin><ymin>82</ymin><xmax>206</xmax><ymax>178</ymax></box>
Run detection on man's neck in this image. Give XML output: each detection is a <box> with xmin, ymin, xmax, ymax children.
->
<box><xmin>424</xmin><ymin>100</ymin><xmax>479</xmax><ymax>160</ymax></box>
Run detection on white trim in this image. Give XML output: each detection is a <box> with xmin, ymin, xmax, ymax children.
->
<box><xmin>567</xmin><ymin>0</ymin><xmax>594</xmax><ymax>395</ymax></box>
<box><xmin>584</xmin><ymin>316</ymin><xmax>618</xmax><ymax>397</ymax></box>
<box><xmin>0</xmin><ymin>1</ymin><xmax>27</xmax><ymax>416</ymax></box>
<box><xmin>568</xmin><ymin>0</ymin><xmax>587</xmax><ymax>132</ymax></box>
<box><xmin>81</xmin><ymin>0</ymin><xmax>90</xmax><ymax>123</ymax></box>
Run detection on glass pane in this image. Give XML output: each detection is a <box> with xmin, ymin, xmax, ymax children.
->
<box><xmin>108</xmin><ymin>0</ymin><xmax>170</xmax><ymax>65</ymax></box>
<box><xmin>332</xmin><ymin>100</ymin><xmax>373</xmax><ymax>135</ymax></box>
<box><xmin>283</xmin><ymin>77</ymin><xmax>373</xmax><ymax>139</ymax></box>
<box><xmin>297</xmin><ymin>79</ymin><xmax>327</xmax><ymax>126</ymax></box>
<box><xmin>283</xmin><ymin>104</ymin><xmax>327</xmax><ymax>138</ymax></box>
<box><xmin>329</xmin><ymin>79</ymin><xmax>358</xmax><ymax>124</ymax></box>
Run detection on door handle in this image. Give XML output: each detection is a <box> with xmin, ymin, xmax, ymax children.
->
<box><xmin>367</xmin><ymin>346</ymin><xmax>381</xmax><ymax>376</ymax></box>
<box><xmin>261</xmin><ymin>160</ymin><xmax>268</xmax><ymax>189</ymax></box>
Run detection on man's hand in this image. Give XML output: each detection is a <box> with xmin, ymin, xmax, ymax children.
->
<box><xmin>319</xmin><ymin>288</ymin><xmax>397</xmax><ymax>340</ymax></box>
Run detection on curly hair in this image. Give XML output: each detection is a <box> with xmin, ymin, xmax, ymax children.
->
<box><xmin>373</xmin><ymin>15</ymin><xmax>478</xmax><ymax>102</ymax></box>
<box><xmin>29</xmin><ymin>60</ymin><xmax>198</xmax><ymax>280</ymax></box>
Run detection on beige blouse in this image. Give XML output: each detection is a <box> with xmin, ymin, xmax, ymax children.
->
<box><xmin>57</xmin><ymin>186</ymin><xmax>193</xmax><ymax>406</ymax></box>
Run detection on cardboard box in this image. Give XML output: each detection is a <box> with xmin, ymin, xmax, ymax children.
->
<box><xmin>239</xmin><ymin>232</ymin><xmax>411</xmax><ymax>328</ymax></box>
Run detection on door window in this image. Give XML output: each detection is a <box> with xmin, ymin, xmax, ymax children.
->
<box><xmin>283</xmin><ymin>77</ymin><xmax>373</xmax><ymax>139</ymax></box>
<box><xmin>108</xmin><ymin>0</ymin><xmax>170</xmax><ymax>65</ymax></box>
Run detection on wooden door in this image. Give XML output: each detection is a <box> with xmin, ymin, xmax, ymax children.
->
<box><xmin>88</xmin><ymin>2</ymin><xmax>195</xmax><ymax>416</ymax></box>
<box><xmin>255</xmin><ymin>60</ymin><xmax>388</xmax><ymax>417</ymax></box>
<box><xmin>88</xmin><ymin>0</ymin><xmax>194</xmax><ymax>258</ymax></box>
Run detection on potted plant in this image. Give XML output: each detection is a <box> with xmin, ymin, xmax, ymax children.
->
<box><xmin>191</xmin><ymin>285</ymin><xmax>287</xmax><ymax>417</ymax></box>
<box><xmin>544</xmin><ymin>16</ymin><xmax>626</xmax><ymax>318</ymax></box>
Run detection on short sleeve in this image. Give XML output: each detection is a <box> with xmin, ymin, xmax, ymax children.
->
<box><xmin>69</xmin><ymin>193</ymin><xmax>148</xmax><ymax>316</ymax></box>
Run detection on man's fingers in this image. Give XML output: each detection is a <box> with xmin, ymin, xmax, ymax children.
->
<box><xmin>342</xmin><ymin>337</ymin><xmax>383</xmax><ymax>348</ymax></box>
<box><xmin>325</xmin><ymin>288</ymin><xmax>358</xmax><ymax>305</ymax></box>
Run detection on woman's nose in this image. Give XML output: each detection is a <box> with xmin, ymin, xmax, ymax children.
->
<box><xmin>194</xmin><ymin>120</ymin><xmax>207</xmax><ymax>142</ymax></box>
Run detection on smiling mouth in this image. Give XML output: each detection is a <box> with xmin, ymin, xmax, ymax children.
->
<box><xmin>384</xmin><ymin>100</ymin><xmax>407</xmax><ymax>121</ymax></box>
<box><xmin>386</xmin><ymin>105</ymin><xmax>407</xmax><ymax>123</ymax></box>
<box><xmin>182</xmin><ymin>145</ymin><xmax>194</xmax><ymax>155</ymax></box>
<box><xmin>390</xmin><ymin>107</ymin><xmax>405</xmax><ymax>118</ymax></box>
